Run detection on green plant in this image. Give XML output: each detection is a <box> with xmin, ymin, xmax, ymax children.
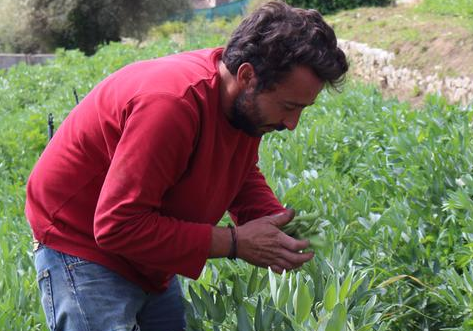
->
<box><xmin>183</xmin><ymin>254</ymin><xmax>383</xmax><ymax>331</ymax></box>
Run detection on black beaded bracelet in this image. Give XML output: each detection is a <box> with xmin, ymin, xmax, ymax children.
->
<box><xmin>227</xmin><ymin>225</ymin><xmax>238</xmax><ymax>260</ymax></box>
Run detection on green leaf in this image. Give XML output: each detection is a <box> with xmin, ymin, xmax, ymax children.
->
<box><xmin>214</xmin><ymin>292</ymin><xmax>226</xmax><ymax>324</ymax></box>
<box><xmin>198</xmin><ymin>284</ymin><xmax>220</xmax><ymax>322</ymax></box>
<box><xmin>259</xmin><ymin>272</ymin><xmax>269</xmax><ymax>293</ymax></box>
<box><xmin>269</xmin><ymin>267</ymin><xmax>277</xmax><ymax>304</ymax></box>
<box><xmin>237</xmin><ymin>305</ymin><xmax>252</xmax><ymax>331</ymax></box>
<box><xmin>277</xmin><ymin>269</ymin><xmax>289</xmax><ymax>308</ymax></box>
<box><xmin>306</xmin><ymin>258</ymin><xmax>318</xmax><ymax>281</ymax></box>
<box><xmin>324</xmin><ymin>280</ymin><xmax>337</xmax><ymax>312</ymax></box>
<box><xmin>255</xmin><ymin>296</ymin><xmax>263</xmax><ymax>331</ymax></box>
<box><xmin>348</xmin><ymin>275</ymin><xmax>365</xmax><ymax>297</ymax></box>
<box><xmin>356</xmin><ymin>324</ymin><xmax>375</xmax><ymax>331</ymax></box>
<box><xmin>184</xmin><ymin>299</ymin><xmax>204</xmax><ymax>330</ymax></box>
<box><xmin>293</xmin><ymin>273</ymin><xmax>312</xmax><ymax>324</ymax></box>
<box><xmin>377</xmin><ymin>274</ymin><xmax>408</xmax><ymax>288</ymax></box>
<box><xmin>232</xmin><ymin>276</ymin><xmax>243</xmax><ymax>304</ymax></box>
<box><xmin>188</xmin><ymin>285</ymin><xmax>205</xmax><ymax>317</ymax></box>
<box><xmin>463</xmin><ymin>269</ymin><xmax>473</xmax><ymax>293</ymax></box>
<box><xmin>326</xmin><ymin>303</ymin><xmax>347</xmax><ymax>331</ymax></box>
<box><xmin>286</xmin><ymin>273</ymin><xmax>295</xmax><ymax>315</ymax></box>
<box><xmin>247</xmin><ymin>266</ymin><xmax>259</xmax><ymax>296</ymax></box>
<box><xmin>262</xmin><ymin>298</ymin><xmax>276</xmax><ymax>331</ymax></box>
<box><xmin>367</xmin><ymin>313</ymin><xmax>382</xmax><ymax>325</ymax></box>
<box><xmin>219</xmin><ymin>282</ymin><xmax>228</xmax><ymax>296</ymax></box>
<box><xmin>363</xmin><ymin>295</ymin><xmax>377</xmax><ymax>322</ymax></box>
<box><xmin>339</xmin><ymin>269</ymin><xmax>354</xmax><ymax>302</ymax></box>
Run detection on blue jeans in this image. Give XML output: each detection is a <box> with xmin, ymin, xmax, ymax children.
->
<box><xmin>34</xmin><ymin>244</ymin><xmax>186</xmax><ymax>331</ymax></box>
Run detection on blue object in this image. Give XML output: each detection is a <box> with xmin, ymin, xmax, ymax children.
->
<box><xmin>195</xmin><ymin>0</ymin><xmax>250</xmax><ymax>19</ymax></box>
<box><xmin>34</xmin><ymin>244</ymin><xmax>186</xmax><ymax>331</ymax></box>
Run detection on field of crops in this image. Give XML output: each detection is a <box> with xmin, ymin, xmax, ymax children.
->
<box><xmin>1</xmin><ymin>22</ymin><xmax>473</xmax><ymax>331</ymax></box>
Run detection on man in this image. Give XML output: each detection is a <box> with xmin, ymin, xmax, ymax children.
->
<box><xmin>26</xmin><ymin>1</ymin><xmax>348</xmax><ymax>330</ymax></box>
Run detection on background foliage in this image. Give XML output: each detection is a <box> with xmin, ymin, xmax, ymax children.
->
<box><xmin>0</xmin><ymin>0</ymin><xmax>189</xmax><ymax>54</ymax></box>
<box><xmin>285</xmin><ymin>0</ymin><xmax>394</xmax><ymax>15</ymax></box>
<box><xmin>0</xmin><ymin>0</ymin><xmax>38</xmax><ymax>53</ymax></box>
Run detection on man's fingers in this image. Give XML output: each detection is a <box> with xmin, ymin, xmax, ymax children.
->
<box><xmin>278</xmin><ymin>249</ymin><xmax>314</xmax><ymax>267</ymax></box>
<box><xmin>280</xmin><ymin>233</ymin><xmax>310</xmax><ymax>252</ymax></box>
<box><xmin>239</xmin><ymin>210</ymin><xmax>315</xmax><ymax>272</ymax></box>
<box><xmin>269</xmin><ymin>209</ymin><xmax>295</xmax><ymax>228</ymax></box>
<box><xmin>270</xmin><ymin>265</ymin><xmax>284</xmax><ymax>274</ymax></box>
<box><xmin>270</xmin><ymin>251</ymin><xmax>313</xmax><ymax>273</ymax></box>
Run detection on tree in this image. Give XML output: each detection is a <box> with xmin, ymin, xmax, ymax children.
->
<box><xmin>29</xmin><ymin>0</ymin><xmax>190</xmax><ymax>55</ymax></box>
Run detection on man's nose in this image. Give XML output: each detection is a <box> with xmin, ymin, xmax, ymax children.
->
<box><xmin>282</xmin><ymin>110</ymin><xmax>302</xmax><ymax>131</ymax></box>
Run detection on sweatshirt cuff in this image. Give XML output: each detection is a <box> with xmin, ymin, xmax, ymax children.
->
<box><xmin>183</xmin><ymin>223</ymin><xmax>213</xmax><ymax>280</ymax></box>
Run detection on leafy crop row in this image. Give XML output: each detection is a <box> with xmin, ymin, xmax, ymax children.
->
<box><xmin>184</xmin><ymin>87</ymin><xmax>473</xmax><ymax>330</ymax></box>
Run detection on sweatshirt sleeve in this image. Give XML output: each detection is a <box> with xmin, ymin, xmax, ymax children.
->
<box><xmin>228</xmin><ymin>162</ymin><xmax>287</xmax><ymax>225</ymax></box>
<box><xmin>94</xmin><ymin>92</ymin><xmax>212</xmax><ymax>280</ymax></box>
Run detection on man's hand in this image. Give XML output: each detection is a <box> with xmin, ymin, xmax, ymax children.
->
<box><xmin>237</xmin><ymin>209</ymin><xmax>314</xmax><ymax>273</ymax></box>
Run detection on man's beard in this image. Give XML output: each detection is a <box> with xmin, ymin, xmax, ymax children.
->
<box><xmin>228</xmin><ymin>89</ymin><xmax>285</xmax><ymax>137</ymax></box>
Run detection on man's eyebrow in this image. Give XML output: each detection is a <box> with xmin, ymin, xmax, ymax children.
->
<box><xmin>283</xmin><ymin>101</ymin><xmax>314</xmax><ymax>108</ymax></box>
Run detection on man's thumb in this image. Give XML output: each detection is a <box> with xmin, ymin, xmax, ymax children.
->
<box><xmin>270</xmin><ymin>209</ymin><xmax>295</xmax><ymax>227</ymax></box>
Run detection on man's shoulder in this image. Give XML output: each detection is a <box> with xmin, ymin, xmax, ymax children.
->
<box><xmin>108</xmin><ymin>47</ymin><xmax>223</xmax><ymax>98</ymax></box>
<box><xmin>124</xmin><ymin>47</ymin><xmax>223</xmax><ymax>75</ymax></box>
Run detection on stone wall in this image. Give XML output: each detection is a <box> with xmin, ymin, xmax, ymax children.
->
<box><xmin>0</xmin><ymin>53</ymin><xmax>55</xmax><ymax>69</ymax></box>
<box><xmin>2</xmin><ymin>41</ymin><xmax>472</xmax><ymax>107</ymax></box>
<box><xmin>339</xmin><ymin>39</ymin><xmax>473</xmax><ymax>106</ymax></box>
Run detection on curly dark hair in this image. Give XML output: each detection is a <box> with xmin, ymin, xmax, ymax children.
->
<box><xmin>222</xmin><ymin>1</ymin><xmax>349</xmax><ymax>92</ymax></box>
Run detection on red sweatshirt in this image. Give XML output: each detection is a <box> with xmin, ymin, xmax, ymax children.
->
<box><xmin>25</xmin><ymin>48</ymin><xmax>285</xmax><ymax>292</ymax></box>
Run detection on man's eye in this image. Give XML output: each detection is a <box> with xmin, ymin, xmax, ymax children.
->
<box><xmin>284</xmin><ymin>104</ymin><xmax>297</xmax><ymax>111</ymax></box>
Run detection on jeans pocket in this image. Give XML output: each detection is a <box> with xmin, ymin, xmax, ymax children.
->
<box><xmin>37</xmin><ymin>269</ymin><xmax>56</xmax><ymax>331</ymax></box>
<box><xmin>61</xmin><ymin>252</ymin><xmax>94</xmax><ymax>271</ymax></box>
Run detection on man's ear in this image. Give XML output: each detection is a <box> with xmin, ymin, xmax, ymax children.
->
<box><xmin>236</xmin><ymin>62</ymin><xmax>257</xmax><ymax>90</ymax></box>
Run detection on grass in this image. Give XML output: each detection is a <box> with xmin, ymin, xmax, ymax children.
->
<box><xmin>326</xmin><ymin>3</ymin><xmax>473</xmax><ymax>79</ymax></box>
<box><xmin>328</xmin><ymin>10</ymin><xmax>428</xmax><ymax>49</ymax></box>
<box><xmin>416</xmin><ymin>0</ymin><xmax>473</xmax><ymax>18</ymax></box>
